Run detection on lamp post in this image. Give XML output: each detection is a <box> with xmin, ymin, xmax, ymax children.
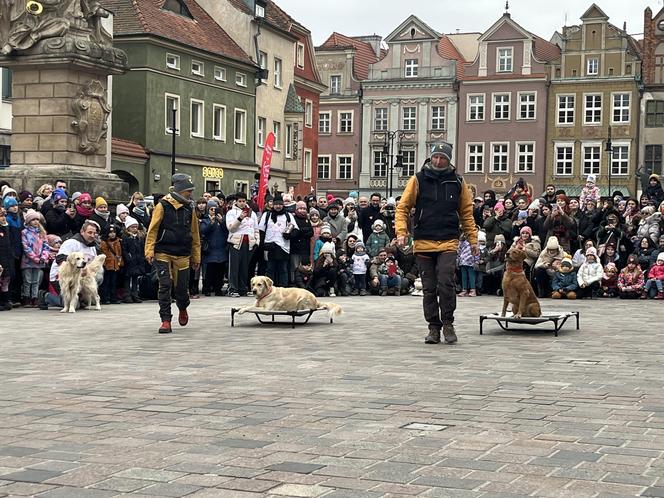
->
<box><xmin>171</xmin><ymin>101</ymin><xmax>178</xmax><ymax>177</ymax></box>
<box><xmin>381</xmin><ymin>130</ymin><xmax>405</xmax><ymax>198</ymax></box>
<box><xmin>605</xmin><ymin>126</ymin><xmax>613</xmax><ymax>200</ymax></box>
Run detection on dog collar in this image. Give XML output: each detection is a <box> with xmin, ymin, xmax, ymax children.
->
<box><xmin>256</xmin><ymin>288</ymin><xmax>272</xmax><ymax>304</ymax></box>
<box><xmin>506</xmin><ymin>267</ymin><xmax>524</xmax><ymax>273</ymax></box>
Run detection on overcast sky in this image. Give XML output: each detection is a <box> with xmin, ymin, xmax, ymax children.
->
<box><xmin>278</xmin><ymin>0</ymin><xmax>657</xmax><ymax>45</ymax></box>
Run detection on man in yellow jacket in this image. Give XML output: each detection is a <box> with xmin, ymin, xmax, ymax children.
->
<box><xmin>145</xmin><ymin>173</ymin><xmax>201</xmax><ymax>334</ymax></box>
<box><xmin>395</xmin><ymin>143</ymin><xmax>478</xmax><ymax>344</ymax></box>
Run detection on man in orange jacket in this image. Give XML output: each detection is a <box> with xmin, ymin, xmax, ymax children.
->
<box><xmin>395</xmin><ymin>143</ymin><xmax>478</xmax><ymax>344</ymax></box>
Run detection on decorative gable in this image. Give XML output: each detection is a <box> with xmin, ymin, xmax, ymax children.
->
<box><xmin>384</xmin><ymin>15</ymin><xmax>439</xmax><ymax>43</ymax></box>
<box><xmin>580</xmin><ymin>3</ymin><xmax>609</xmax><ymax>21</ymax></box>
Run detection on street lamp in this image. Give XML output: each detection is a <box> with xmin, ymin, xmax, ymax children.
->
<box><xmin>171</xmin><ymin>100</ymin><xmax>178</xmax><ymax>177</ymax></box>
<box><xmin>605</xmin><ymin>126</ymin><xmax>613</xmax><ymax>200</ymax></box>
<box><xmin>381</xmin><ymin>130</ymin><xmax>405</xmax><ymax>198</ymax></box>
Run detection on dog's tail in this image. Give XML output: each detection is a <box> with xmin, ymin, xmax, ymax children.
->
<box><xmin>318</xmin><ymin>301</ymin><xmax>343</xmax><ymax>319</ymax></box>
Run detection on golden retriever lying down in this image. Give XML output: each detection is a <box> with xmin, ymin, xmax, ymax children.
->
<box><xmin>237</xmin><ymin>276</ymin><xmax>342</xmax><ymax>319</ymax></box>
<box><xmin>59</xmin><ymin>252</ymin><xmax>106</xmax><ymax>314</ymax></box>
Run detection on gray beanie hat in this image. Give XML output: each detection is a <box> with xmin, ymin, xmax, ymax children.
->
<box><xmin>430</xmin><ymin>142</ymin><xmax>453</xmax><ymax>162</ymax></box>
<box><xmin>172</xmin><ymin>173</ymin><xmax>195</xmax><ymax>192</ymax></box>
<box><xmin>309</xmin><ymin>207</ymin><xmax>320</xmax><ymax>217</ymax></box>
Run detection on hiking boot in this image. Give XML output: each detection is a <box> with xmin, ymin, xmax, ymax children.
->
<box><xmin>380</xmin><ymin>286</ymin><xmax>388</xmax><ymax>296</ymax></box>
<box><xmin>656</xmin><ymin>291</ymin><xmax>664</xmax><ymax>300</ymax></box>
<box><xmin>158</xmin><ymin>320</ymin><xmax>172</xmax><ymax>334</ymax></box>
<box><xmin>359</xmin><ymin>289</ymin><xmax>367</xmax><ymax>296</ymax></box>
<box><xmin>442</xmin><ymin>323</ymin><xmax>458</xmax><ymax>344</ymax></box>
<box><xmin>132</xmin><ymin>296</ymin><xmax>142</xmax><ymax>303</ymax></box>
<box><xmin>566</xmin><ymin>291</ymin><xmax>577</xmax><ymax>300</ymax></box>
<box><xmin>350</xmin><ymin>288</ymin><xmax>358</xmax><ymax>296</ymax></box>
<box><xmin>394</xmin><ymin>287</ymin><xmax>401</xmax><ymax>296</ymax></box>
<box><xmin>386</xmin><ymin>287</ymin><xmax>394</xmax><ymax>296</ymax></box>
<box><xmin>551</xmin><ymin>291</ymin><xmax>562</xmax><ymax>299</ymax></box>
<box><xmin>424</xmin><ymin>328</ymin><xmax>441</xmax><ymax>344</ymax></box>
<box><xmin>178</xmin><ymin>308</ymin><xmax>189</xmax><ymax>326</ymax></box>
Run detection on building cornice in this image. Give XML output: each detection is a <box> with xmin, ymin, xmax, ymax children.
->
<box><xmin>127</xmin><ymin>67</ymin><xmax>256</xmax><ymax>98</ymax></box>
<box><xmin>295</xmin><ymin>75</ymin><xmax>327</xmax><ymax>94</ymax></box>
<box><xmin>148</xmin><ymin>149</ymin><xmax>258</xmax><ymax>168</ymax></box>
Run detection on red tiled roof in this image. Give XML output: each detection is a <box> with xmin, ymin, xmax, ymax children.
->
<box><xmin>319</xmin><ymin>32</ymin><xmax>381</xmax><ymax>80</ymax></box>
<box><xmin>531</xmin><ymin>34</ymin><xmax>561</xmax><ymax>62</ymax></box>
<box><xmin>227</xmin><ymin>0</ymin><xmax>292</xmax><ymax>34</ymax></box>
<box><xmin>112</xmin><ymin>138</ymin><xmax>149</xmax><ymax>159</ymax></box>
<box><xmin>106</xmin><ymin>0</ymin><xmax>253</xmax><ymax>65</ymax></box>
<box><xmin>438</xmin><ymin>36</ymin><xmax>466</xmax><ymax>80</ymax></box>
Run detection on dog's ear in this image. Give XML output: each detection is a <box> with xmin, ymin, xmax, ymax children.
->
<box><xmin>264</xmin><ymin>277</ymin><xmax>273</xmax><ymax>288</ymax></box>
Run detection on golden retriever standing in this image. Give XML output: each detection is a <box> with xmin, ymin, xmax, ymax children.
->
<box><xmin>237</xmin><ymin>276</ymin><xmax>343</xmax><ymax>319</ymax></box>
<box><xmin>59</xmin><ymin>252</ymin><xmax>105</xmax><ymax>313</ymax></box>
<box><xmin>79</xmin><ymin>255</ymin><xmax>106</xmax><ymax>311</ymax></box>
<box><xmin>501</xmin><ymin>248</ymin><xmax>542</xmax><ymax>319</ymax></box>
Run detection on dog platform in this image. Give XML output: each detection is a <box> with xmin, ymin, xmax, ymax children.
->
<box><xmin>230</xmin><ymin>307</ymin><xmax>333</xmax><ymax>329</ymax></box>
<box><xmin>479</xmin><ymin>311</ymin><xmax>579</xmax><ymax>337</ymax></box>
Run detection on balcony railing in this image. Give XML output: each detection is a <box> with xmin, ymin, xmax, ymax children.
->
<box><xmin>367</xmin><ymin>64</ymin><xmax>456</xmax><ymax>81</ymax></box>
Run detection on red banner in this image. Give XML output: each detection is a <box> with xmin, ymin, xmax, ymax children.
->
<box><xmin>257</xmin><ymin>132</ymin><xmax>275</xmax><ymax>211</ymax></box>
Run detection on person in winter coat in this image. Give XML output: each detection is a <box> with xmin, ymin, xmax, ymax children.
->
<box><xmin>289</xmin><ymin>201</ymin><xmax>314</xmax><ymax>285</ymax></box>
<box><xmin>308</xmin><ymin>208</ymin><xmax>323</xmax><ymax>264</ymax></box>
<box><xmin>323</xmin><ymin>201</ymin><xmax>347</xmax><ymax>245</ymax></box>
<box><xmin>350</xmin><ymin>241</ymin><xmax>370</xmax><ymax>295</ymax></box>
<box><xmin>258</xmin><ymin>195</ymin><xmax>299</xmax><ymax>287</ymax></box>
<box><xmin>100</xmin><ymin>225</ymin><xmax>123</xmax><ymax>304</ymax></box>
<box><xmin>576</xmin><ymin>247</ymin><xmax>603</xmax><ymax>298</ymax></box>
<box><xmin>636</xmin><ymin>207</ymin><xmax>660</xmax><ymax>246</ymax></box>
<box><xmin>294</xmin><ymin>261</ymin><xmax>313</xmax><ymax>290</ymax></box>
<box><xmin>365</xmin><ymin>219</ymin><xmax>390</xmax><ymax>258</ymax></box>
<box><xmin>114</xmin><ymin>204</ymin><xmax>130</xmax><ymax>237</ymax></box>
<box><xmin>510</xmin><ymin>226</ymin><xmax>541</xmax><ymax>276</ymax></box>
<box><xmin>645</xmin><ymin>174</ymin><xmax>664</xmax><ymax>207</ymax></box>
<box><xmin>343</xmin><ymin>198</ymin><xmax>363</xmax><ymax>241</ymax></box>
<box><xmin>72</xmin><ymin>192</ymin><xmax>95</xmax><ymax>233</ymax></box>
<box><xmin>551</xmin><ymin>257</ymin><xmax>578</xmax><ymax>299</ymax></box>
<box><xmin>598</xmin><ymin>262</ymin><xmax>619</xmax><ymax>298</ymax></box>
<box><xmin>596</xmin><ymin>213</ymin><xmax>628</xmax><ymax>266</ymax></box>
<box><xmin>483</xmin><ymin>201</ymin><xmax>512</xmax><ymax>247</ymax></box>
<box><xmin>20</xmin><ymin>209</ymin><xmax>50</xmax><ymax>306</ymax></box>
<box><xmin>313</xmin><ymin>223</ymin><xmax>334</xmax><ymax>262</ymax></box>
<box><xmin>0</xmin><ymin>206</ymin><xmax>15</xmax><ymax>311</ymax></box>
<box><xmin>226</xmin><ymin>192</ymin><xmax>259</xmax><ymax>298</ymax></box>
<box><xmin>542</xmin><ymin>194</ymin><xmax>577</xmax><ymax>253</ymax></box>
<box><xmin>534</xmin><ymin>235</ymin><xmax>565</xmax><ymax>297</ymax></box>
<box><xmin>44</xmin><ymin>190</ymin><xmax>77</xmax><ymax>238</ymax></box>
<box><xmin>580</xmin><ymin>174</ymin><xmax>601</xmax><ymax>210</ymax></box>
<box><xmin>643</xmin><ymin>252</ymin><xmax>664</xmax><ymax>299</ymax></box>
<box><xmin>122</xmin><ymin>216</ymin><xmax>146</xmax><ymax>303</ymax></box>
<box><xmin>617</xmin><ymin>254</ymin><xmax>645</xmax><ymax>299</ymax></box>
<box><xmin>90</xmin><ymin>197</ymin><xmax>112</xmax><ymax>238</ymax></box>
<box><xmin>457</xmin><ymin>234</ymin><xmax>479</xmax><ymax>297</ymax></box>
<box><xmin>200</xmin><ymin>201</ymin><xmax>229</xmax><ymax>296</ymax></box>
<box><xmin>312</xmin><ymin>241</ymin><xmax>338</xmax><ymax>297</ymax></box>
<box><xmin>633</xmin><ymin>236</ymin><xmax>656</xmax><ymax>273</ymax></box>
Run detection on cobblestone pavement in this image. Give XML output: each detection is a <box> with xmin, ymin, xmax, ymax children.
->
<box><xmin>0</xmin><ymin>295</ymin><xmax>663</xmax><ymax>497</ymax></box>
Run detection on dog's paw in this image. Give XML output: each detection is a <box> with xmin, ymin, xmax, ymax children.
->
<box><xmin>60</xmin><ymin>308</ymin><xmax>66</xmax><ymax>313</ymax></box>
<box><xmin>513</xmin><ymin>313</ymin><xmax>522</xmax><ymax>319</ymax></box>
<box><xmin>236</xmin><ymin>309</ymin><xmax>246</xmax><ymax>315</ymax></box>
<box><xmin>68</xmin><ymin>309</ymin><xmax>76</xmax><ymax>313</ymax></box>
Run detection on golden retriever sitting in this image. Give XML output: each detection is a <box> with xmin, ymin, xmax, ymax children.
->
<box><xmin>59</xmin><ymin>252</ymin><xmax>105</xmax><ymax>313</ymax></box>
<box><xmin>237</xmin><ymin>276</ymin><xmax>343</xmax><ymax>319</ymax></box>
<box><xmin>501</xmin><ymin>248</ymin><xmax>542</xmax><ymax>319</ymax></box>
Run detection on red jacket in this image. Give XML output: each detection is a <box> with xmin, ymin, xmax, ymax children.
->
<box><xmin>648</xmin><ymin>263</ymin><xmax>664</xmax><ymax>280</ymax></box>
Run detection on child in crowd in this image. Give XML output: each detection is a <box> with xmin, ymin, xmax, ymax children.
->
<box><xmin>375</xmin><ymin>254</ymin><xmax>403</xmax><ymax>296</ymax></box>
<box><xmin>336</xmin><ymin>251</ymin><xmax>353</xmax><ymax>296</ymax></box>
<box><xmin>312</xmin><ymin>241</ymin><xmax>338</xmax><ymax>297</ymax></box>
<box><xmin>351</xmin><ymin>241</ymin><xmax>370</xmax><ymax>296</ymax></box>
<box><xmin>643</xmin><ymin>252</ymin><xmax>664</xmax><ymax>299</ymax></box>
<box><xmin>294</xmin><ymin>261</ymin><xmax>313</xmax><ymax>289</ymax></box>
<box><xmin>100</xmin><ymin>225</ymin><xmax>123</xmax><ymax>305</ymax></box>
<box><xmin>534</xmin><ymin>236</ymin><xmax>565</xmax><ymax>298</ymax></box>
<box><xmin>366</xmin><ymin>219</ymin><xmax>390</xmax><ymax>258</ymax></box>
<box><xmin>457</xmin><ymin>234</ymin><xmax>478</xmax><ymax>297</ymax></box>
<box><xmin>551</xmin><ymin>257</ymin><xmax>578</xmax><ymax>299</ymax></box>
<box><xmin>0</xmin><ymin>206</ymin><xmax>14</xmax><ymax>311</ymax></box>
<box><xmin>579</xmin><ymin>174</ymin><xmax>600</xmax><ymax>211</ymax></box>
<box><xmin>475</xmin><ymin>230</ymin><xmax>488</xmax><ymax>295</ymax></box>
<box><xmin>598</xmin><ymin>262</ymin><xmax>619</xmax><ymax>298</ymax></box>
<box><xmin>485</xmin><ymin>233</ymin><xmax>507</xmax><ymax>295</ymax></box>
<box><xmin>121</xmin><ymin>216</ymin><xmax>145</xmax><ymax>303</ymax></box>
<box><xmin>617</xmin><ymin>254</ymin><xmax>645</xmax><ymax>299</ymax></box>
<box><xmin>313</xmin><ymin>223</ymin><xmax>333</xmax><ymax>262</ymax></box>
<box><xmin>20</xmin><ymin>209</ymin><xmax>50</xmax><ymax>307</ymax></box>
<box><xmin>576</xmin><ymin>247</ymin><xmax>603</xmax><ymax>298</ymax></box>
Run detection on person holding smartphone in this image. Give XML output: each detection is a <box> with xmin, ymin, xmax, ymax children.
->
<box><xmin>225</xmin><ymin>192</ymin><xmax>259</xmax><ymax>298</ymax></box>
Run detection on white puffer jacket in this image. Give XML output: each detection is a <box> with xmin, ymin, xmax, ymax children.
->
<box><xmin>577</xmin><ymin>261</ymin><xmax>603</xmax><ymax>286</ymax></box>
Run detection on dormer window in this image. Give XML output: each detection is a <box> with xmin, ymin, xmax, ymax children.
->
<box><xmin>497</xmin><ymin>48</ymin><xmax>513</xmax><ymax>72</ymax></box>
<box><xmin>255</xmin><ymin>0</ymin><xmax>266</xmax><ymax>19</ymax></box>
<box><xmin>162</xmin><ymin>0</ymin><xmax>192</xmax><ymax>19</ymax></box>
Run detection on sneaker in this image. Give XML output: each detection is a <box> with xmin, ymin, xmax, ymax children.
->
<box><xmin>178</xmin><ymin>308</ymin><xmax>189</xmax><ymax>326</ymax></box>
<box><xmin>424</xmin><ymin>329</ymin><xmax>441</xmax><ymax>344</ymax></box>
<box><xmin>132</xmin><ymin>296</ymin><xmax>143</xmax><ymax>303</ymax></box>
<box><xmin>245</xmin><ymin>291</ymin><xmax>254</xmax><ymax>297</ymax></box>
<box><xmin>329</xmin><ymin>287</ymin><xmax>336</xmax><ymax>297</ymax></box>
<box><xmin>468</xmin><ymin>289</ymin><xmax>477</xmax><ymax>297</ymax></box>
<box><xmin>350</xmin><ymin>289</ymin><xmax>358</xmax><ymax>296</ymax></box>
<box><xmin>158</xmin><ymin>320</ymin><xmax>172</xmax><ymax>334</ymax></box>
<box><xmin>458</xmin><ymin>290</ymin><xmax>469</xmax><ymax>297</ymax></box>
<box><xmin>442</xmin><ymin>323</ymin><xmax>458</xmax><ymax>344</ymax></box>
<box><xmin>656</xmin><ymin>292</ymin><xmax>664</xmax><ymax>300</ymax></box>
<box><xmin>359</xmin><ymin>289</ymin><xmax>367</xmax><ymax>296</ymax></box>
<box><xmin>228</xmin><ymin>291</ymin><xmax>241</xmax><ymax>298</ymax></box>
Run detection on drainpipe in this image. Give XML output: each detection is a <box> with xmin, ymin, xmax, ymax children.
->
<box><xmin>358</xmin><ymin>85</ymin><xmax>363</xmax><ymax>197</ymax></box>
<box><xmin>253</xmin><ymin>22</ymin><xmax>262</xmax><ymax>168</ymax></box>
<box><xmin>635</xmin><ymin>79</ymin><xmax>645</xmax><ymax>198</ymax></box>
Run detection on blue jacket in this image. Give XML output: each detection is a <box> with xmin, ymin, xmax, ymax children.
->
<box><xmin>552</xmin><ymin>270</ymin><xmax>578</xmax><ymax>291</ymax></box>
<box><xmin>200</xmin><ymin>216</ymin><xmax>229</xmax><ymax>264</ymax></box>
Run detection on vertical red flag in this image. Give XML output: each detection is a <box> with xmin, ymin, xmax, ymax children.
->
<box><xmin>257</xmin><ymin>132</ymin><xmax>275</xmax><ymax>211</ymax></box>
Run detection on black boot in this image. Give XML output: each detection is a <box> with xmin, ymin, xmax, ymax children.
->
<box><xmin>442</xmin><ymin>323</ymin><xmax>458</xmax><ymax>344</ymax></box>
<box><xmin>0</xmin><ymin>292</ymin><xmax>10</xmax><ymax>311</ymax></box>
<box><xmin>37</xmin><ymin>290</ymin><xmax>48</xmax><ymax>310</ymax></box>
<box><xmin>424</xmin><ymin>328</ymin><xmax>440</xmax><ymax>344</ymax></box>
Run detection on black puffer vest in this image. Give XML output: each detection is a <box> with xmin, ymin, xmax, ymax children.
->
<box><xmin>155</xmin><ymin>199</ymin><xmax>193</xmax><ymax>256</ymax></box>
<box><xmin>413</xmin><ymin>167</ymin><xmax>463</xmax><ymax>241</ymax></box>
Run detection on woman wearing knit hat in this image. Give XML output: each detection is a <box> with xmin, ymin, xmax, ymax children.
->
<box><xmin>114</xmin><ymin>203</ymin><xmax>131</xmax><ymax>235</ymax></box>
<box><xmin>90</xmin><ymin>196</ymin><xmax>112</xmax><ymax>238</ymax></box>
<box><xmin>510</xmin><ymin>225</ymin><xmax>541</xmax><ymax>279</ymax></box>
<box><xmin>533</xmin><ymin>236</ymin><xmax>565</xmax><ymax>298</ymax></box>
<box><xmin>72</xmin><ymin>193</ymin><xmax>94</xmax><ymax>232</ymax></box>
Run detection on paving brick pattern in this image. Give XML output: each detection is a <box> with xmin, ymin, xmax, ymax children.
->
<box><xmin>0</xmin><ymin>296</ymin><xmax>662</xmax><ymax>497</ymax></box>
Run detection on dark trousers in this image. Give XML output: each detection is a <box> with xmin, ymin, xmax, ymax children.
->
<box><xmin>124</xmin><ymin>274</ymin><xmax>140</xmax><ymax>299</ymax></box>
<box><xmin>267</xmin><ymin>259</ymin><xmax>289</xmax><ymax>287</ymax></box>
<box><xmin>534</xmin><ymin>267</ymin><xmax>552</xmax><ymax>297</ymax></box>
<box><xmin>100</xmin><ymin>270</ymin><xmax>118</xmax><ymax>303</ymax></box>
<box><xmin>354</xmin><ymin>274</ymin><xmax>366</xmax><ymax>290</ymax></box>
<box><xmin>155</xmin><ymin>255</ymin><xmax>190</xmax><ymax>322</ymax></box>
<box><xmin>203</xmin><ymin>262</ymin><xmax>227</xmax><ymax>294</ymax></box>
<box><xmin>229</xmin><ymin>243</ymin><xmax>251</xmax><ymax>294</ymax></box>
<box><xmin>577</xmin><ymin>281</ymin><xmax>599</xmax><ymax>299</ymax></box>
<box><xmin>417</xmin><ymin>252</ymin><xmax>457</xmax><ymax>331</ymax></box>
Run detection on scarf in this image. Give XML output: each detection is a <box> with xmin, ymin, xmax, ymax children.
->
<box><xmin>171</xmin><ymin>191</ymin><xmax>194</xmax><ymax>208</ymax></box>
<box><xmin>6</xmin><ymin>212</ymin><xmax>21</xmax><ymax>228</ymax></box>
<box><xmin>76</xmin><ymin>204</ymin><xmax>93</xmax><ymax>218</ymax></box>
<box><xmin>270</xmin><ymin>207</ymin><xmax>285</xmax><ymax>224</ymax></box>
<box><xmin>94</xmin><ymin>209</ymin><xmax>110</xmax><ymax>221</ymax></box>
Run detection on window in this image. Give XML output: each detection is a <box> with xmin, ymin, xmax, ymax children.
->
<box><xmin>557</xmin><ymin>95</ymin><xmax>575</xmax><ymax>125</ymax></box>
<box><xmin>234</xmin><ymin>109</ymin><xmax>246</xmax><ymax>144</ymax></box>
<box><xmin>468</xmin><ymin>94</ymin><xmax>485</xmax><ymax>121</ymax></box>
<box><xmin>165</xmin><ymin>94</ymin><xmax>180</xmax><ymax>135</ymax></box>
<box><xmin>212</xmin><ymin>104</ymin><xmax>226</xmax><ymax>141</ymax></box>
<box><xmin>402</xmin><ymin>106</ymin><xmax>416</xmax><ymax>130</ymax></box>
<box><xmin>296</xmin><ymin>42</ymin><xmax>305</xmax><ymax>68</ymax></box>
<box><xmin>401</xmin><ymin>150</ymin><xmax>416</xmax><ymax>177</ymax></box>
<box><xmin>405</xmin><ymin>59</ymin><xmax>418</xmax><ymax>78</ymax></box>
<box><xmin>555</xmin><ymin>143</ymin><xmax>574</xmax><ymax>176</ymax></box>
<box><xmin>645</xmin><ymin>145</ymin><xmax>663</xmax><ymax>175</ymax></box>
<box><xmin>0</xmin><ymin>145</ymin><xmax>10</xmax><ymax>167</ymax></box>
<box><xmin>234</xmin><ymin>180</ymin><xmax>249</xmax><ymax>194</ymax></box>
<box><xmin>190</xmin><ymin>99</ymin><xmax>204</xmax><ymax>138</ymax></box>
<box><xmin>205</xmin><ymin>180</ymin><xmax>220</xmax><ymax>194</ymax></box>
<box><xmin>162</xmin><ymin>0</ymin><xmax>192</xmax><ymax>18</ymax></box>
<box><xmin>303</xmin><ymin>149</ymin><xmax>312</xmax><ymax>181</ymax></box>
<box><xmin>516</xmin><ymin>142</ymin><xmax>535</xmax><ymax>173</ymax></box>
<box><xmin>285</xmin><ymin>124</ymin><xmax>293</xmax><ymax>158</ymax></box>
<box><xmin>646</xmin><ymin>100</ymin><xmax>664</xmax><ymax>127</ymax></box>
<box><xmin>274</xmin><ymin>57</ymin><xmax>283</xmax><ymax>88</ymax></box>
<box><xmin>491</xmin><ymin>143</ymin><xmax>509</xmax><ymax>173</ymax></box>
<box><xmin>166</xmin><ymin>53</ymin><xmax>180</xmax><ymax>70</ymax></box>
<box><xmin>611</xmin><ymin>143</ymin><xmax>629</xmax><ymax>176</ymax></box>
<box><xmin>374</xmin><ymin>108</ymin><xmax>388</xmax><ymax>131</ymax></box>
<box><xmin>587</xmin><ymin>57</ymin><xmax>599</xmax><ymax>75</ymax></box>
<box><xmin>191</xmin><ymin>60</ymin><xmax>204</xmax><ymax>76</ymax></box>
<box><xmin>337</xmin><ymin>155</ymin><xmax>353</xmax><ymax>179</ymax></box>
<box><xmin>612</xmin><ymin>93</ymin><xmax>630</xmax><ymax>124</ymax></box>
<box><xmin>214</xmin><ymin>66</ymin><xmax>227</xmax><ymax>81</ymax></box>
<box><xmin>305</xmin><ymin>100</ymin><xmax>313</xmax><ymax>128</ymax></box>
<box><xmin>584</xmin><ymin>94</ymin><xmax>602</xmax><ymax>124</ymax></box>
<box><xmin>582</xmin><ymin>144</ymin><xmax>601</xmax><ymax>175</ymax></box>
<box><xmin>493</xmin><ymin>93</ymin><xmax>510</xmax><ymax>120</ymax></box>
<box><xmin>518</xmin><ymin>92</ymin><xmax>536</xmax><ymax>120</ymax></box>
<box><xmin>497</xmin><ymin>47</ymin><xmax>513</xmax><ymax>72</ymax></box>
<box><xmin>273</xmin><ymin>121</ymin><xmax>281</xmax><ymax>150</ymax></box>
<box><xmin>235</xmin><ymin>72</ymin><xmax>247</xmax><ymax>87</ymax></box>
<box><xmin>317</xmin><ymin>155</ymin><xmax>331</xmax><ymax>180</ymax></box>
<box><xmin>431</xmin><ymin>106</ymin><xmax>445</xmax><ymax>130</ymax></box>
<box><xmin>257</xmin><ymin>117</ymin><xmax>266</xmax><ymax>147</ymax></box>
<box><xmin>330</xmin><ymin>75</ymin><xmax>341</xmax><ymax>95</ymax></box>
<box><xmin>1</xmin><ymin>68</ymin><xmax>11</xmax><ymax>99</ymax></box>
<box><xmin>466</xmin><ymin>143</ymin><xmax>484</xmax><ymax>173</ymax></box>
<box><xmin>319</xmin><ymin>111</ymin><xmax>331</xmax><ymax>134</ymax></box>
<box><xmin>372</xmin><ymin>150</ymin><xmax>386</xmax><ymax>177</ymax></box>
<box><xmin>339</xmin><ymin>111</ymin><xmax>353</xmax><ymax>133</ymax></box>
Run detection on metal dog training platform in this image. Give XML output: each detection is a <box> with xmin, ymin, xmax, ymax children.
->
<box><xmin>479</xmin><ymin>311</ymin><xmax>579</xmax><ymax>337</ymax></box>
<box><xmin>230</xmin><ymin>307</ymin><xmax>333</xmax><ymax>329</ymax></box>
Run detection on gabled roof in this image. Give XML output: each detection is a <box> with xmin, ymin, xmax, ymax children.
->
<box><xmin>227</xmin><ymin>0</ymin><xmax>293</xmax><ymax>34</ymax></box>
<box><xmin>284</xmin><ymin>83</ymin><xmax>304</xmax><ymax>113</ymax></box>
<box><xmin>106</xmin><ymin>0</ymin><xmax>253</xmax><ymax>65</ymax></box>
<box><xmin>384</xmin><ymin>15</ymin><xmax>440</xmax><ymax>43</ymax></box>
<box><xmin>318</xmin><ymin>32</ymin><xmax>382</xmax><ymax>81</ymax></box>
<box><xmin>438</xmin><ymin>36</ymin><xmax>467</xmax><ymax>80</ymax></box>
<box><xmin>479</xmin><ymin>13</ymin><xmax>531</xmax><ymax>43</ymax></box>
<box><xmin>531</xmin><ymin>34</ymin><xmax>561</xmax><ymax>62</ymax></box>
<box><xmin>580</xmin><ymin>3</ymin><xmax>609</xmax><ymax>21</ymax></box>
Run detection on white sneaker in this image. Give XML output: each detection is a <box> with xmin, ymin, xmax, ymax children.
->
<box><xmin>329</xmin><ymin>287</ymin><xmax>336</xmax><ymax>297</ymax></box>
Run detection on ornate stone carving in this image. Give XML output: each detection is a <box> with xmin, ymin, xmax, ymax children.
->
<box><xmin>71</xmin><ymin>79</ymin><xmax>110</xmax><ymax>155</ymax></box>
